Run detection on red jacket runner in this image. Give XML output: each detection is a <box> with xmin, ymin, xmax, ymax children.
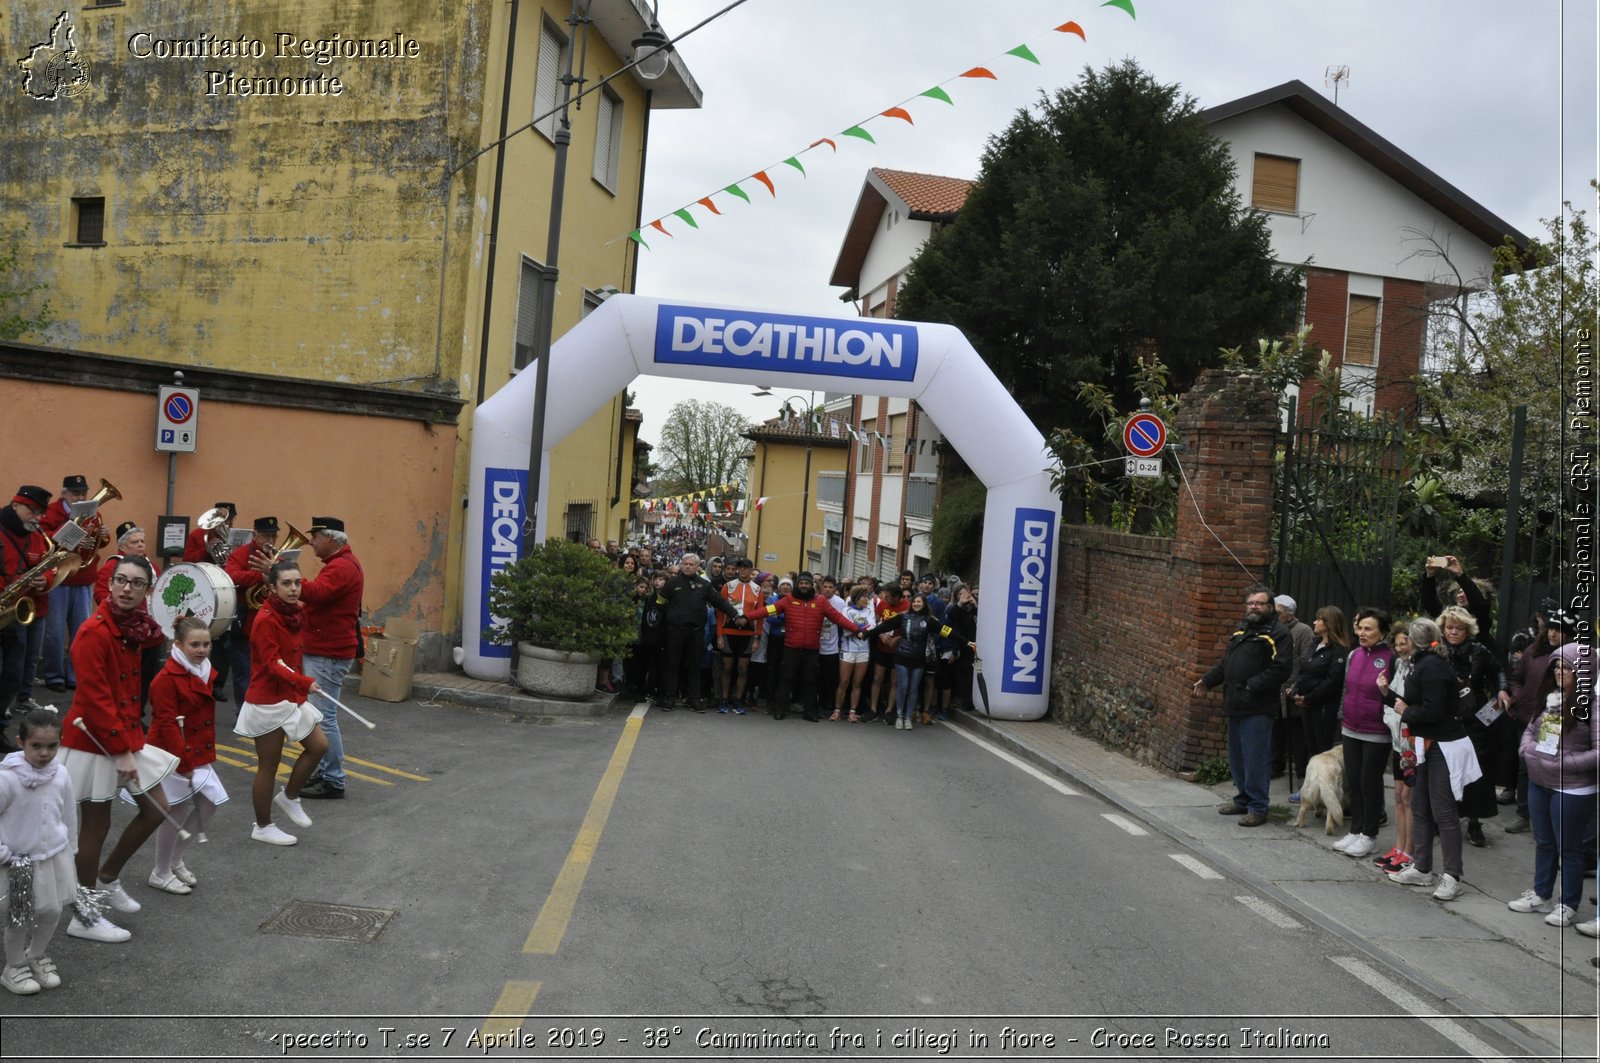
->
<box><xmin>748</xmin><ymin>593</ymin><xmax>862</xmax><ymax>652</ymax></box>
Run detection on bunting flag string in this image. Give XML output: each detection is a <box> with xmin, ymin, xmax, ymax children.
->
<box><xmin>623</xmin><ymin>1</ymin><xmax>1138</xmax><ymax>250</ymax></box>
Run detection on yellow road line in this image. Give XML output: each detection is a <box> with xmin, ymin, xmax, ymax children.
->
<box><xmin>523</xmin><ymin>710</ymin><xmax>644</xmax><ymax>954</ymax></box>
<box><xmin>213</xmin><ymin>752</ymin><xmax>288</xmax><ymax>779</ymax></box>
<box><xmin>216</xmin><ymin>743</ymin><xmax>395</xmax><ymax>786</ymax></box>
<box><xmin>481</xmin><ymin>980</ymin><xmax>541</xmax><ymax>1040</ymax></box>
<box><xmin>284</xmin><ymin>742</ymin><xmax>430</xmax><ymax>782</ymax></box>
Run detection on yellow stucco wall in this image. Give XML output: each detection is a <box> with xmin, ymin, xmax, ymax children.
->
<box><xmin>744</xmin><ymin>440</ymin><xmax>847</xmax><ymax>575</ymax></box>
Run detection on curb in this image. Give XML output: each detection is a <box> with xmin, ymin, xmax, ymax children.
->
<box><xmin>945</xmin><ymin>709</ymin><xmax>1568</xmax><ymax>1062</ymax></box>
<box><xmin>354</xmin><ymin>673</ymin><xmax>622</xmax><ymax>718</ymax></box>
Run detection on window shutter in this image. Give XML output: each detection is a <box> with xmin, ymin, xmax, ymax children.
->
<box><xmin>593</xmin><ymin>89</ymin><xmax>622</xmax><ymax>190</ymax></box>
<box><xmin>534</xmin><ymin>20</ymin><xmax>565</xmax><ymax>141</ymax></box>
<box><xmin>1345</xmin><ymin>295</ymin><xmax>1380</xmax><ymax>366</ymax></box>
<box><xmin>1251</xmin><ymin>154</ymin><xmax>1300</xmax><ymax>213</ymax></box>
<box><xmin>515</xmin><ymin>261</ymin><xmax>542</xmax><ymax>370</ymax></box>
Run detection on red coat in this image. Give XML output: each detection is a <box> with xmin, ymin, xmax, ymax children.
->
<box><xmin>299</xmin><ymin>546</ymin><xmax>363</xmax><ymax>659</ymax></box>
<box><xmin>38</xmin><ymin>498</ymin><xmax>101</xmax><ymax>587</ymax></box>
<box><xmin>0</xmin><ymin>522</ymin><xmax>51</xmax><ymax>619</ymax></box>
<box><xmin>182</xmin><ymin>526</ymin><xmax>212</xmax><ymax>563</ymax></box>
<box><xmin>245</xmin><ymin>600</ymin><xmax>315</xmax><ymax>705</ymax></box>
<box><xmin>92</xmin><ymin>554</ymin><xmax>162</xmax><ymax>604</ymax></box>
<box><xmin>61</xmin><ymin>605</ymin><xmax>148</xmax><ymax>757</ymax></box>
<box><xmin>223</xmin><ymin>541</ymin><xmax>270</xmax><ymax>633</ymax></box>
<box><xmin>147</xmin><ymin>655</ymin><xmax>217</xmax><ymax>773</ymax></box>
<box><xmin>747</xmin><ymin>593</ymin><xmax>862</xmax><ymax>652</ymax></box>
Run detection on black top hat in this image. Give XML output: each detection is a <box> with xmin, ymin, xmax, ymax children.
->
<box><xmin>253</xmin><ymin>516</ymin><xmax>280</xmax><ymax>534</ymax></box>
<box><xmin>13</xmin><ymin>485</ymin><xmax>51</xmax><ymax>510</ymax></box>
<box><xmin>308</xmin><ymin>516</ymin><xmax>345</xmax><ymax>533</ymax></box>
<box><xmin>62</xmin><ymin>474</ymin><xmax>90</xmax><ymax>494</ymax></box>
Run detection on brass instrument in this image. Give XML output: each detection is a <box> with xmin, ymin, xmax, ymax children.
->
<box><xmin>198</xmin><ymin>506</ymin><xmax>233</xmax><ymax>565</ymax></box>
<box><xmin>0</xmin><ymin>524</ymin><xmax>89</xmax><ymax>629</ymax></box>
<box><xmin>243</xmin><ymin>523</ymin><xmax>311</xmax><ymax>610</ymax></box>
<box><xmin>46</xmin><ymin>478</ymin><xmax>121</xmax><ymax>590</ymax></box>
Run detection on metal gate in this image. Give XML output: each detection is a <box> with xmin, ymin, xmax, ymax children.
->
<box><xmin>1273</xmin><ymin>394</ymin><xmax>1407</xmax><ymax>620</ymax></box>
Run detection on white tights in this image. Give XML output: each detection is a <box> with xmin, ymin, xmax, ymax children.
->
<box><xmin>2</xmin><ymin>905</ymin><xmax>62</xmax><ymax>967</ymax></box>
<box><xmin>153</xmin><ymin>795</ymin><xmax>217</xmax><ymax>876</ymax></box>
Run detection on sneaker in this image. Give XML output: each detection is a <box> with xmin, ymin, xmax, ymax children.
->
<box><xmin>99</xmin><ymin>879</ymin><xmax>140</xmax><ymax>914</ymax></box>
<box><xmin>1287</xmin><ymin>791</ymin><xmax>1302</xmax><ymax>804</ymax></box>
<box><xmin>1503</xmin><ymin>817</ymin><xmax>1530</xmax><ymax>834</ymax></box>
<box><xmin>12</xmin><ymin>697</ymin><xmax>48</xmax><ymax>714</ymax></box>
<box><xmin>170</xmin><ymin>862</ymin><xmax>198</xmax><ymax>887</ymax></box>
<box><xmin>716</xmin><ymin>702</ymin><xmax>729</xmax><ymax>714</ymax></box>
<box><xmin>146</xmin><ymin>870</ymin><xmax>192</xmax><ymax>896</ymax></box>
<box><xmin>1344</xmin><ymin>835</ymin><xmax>1376</xmax><ymax>858</ymax></box>
<box><xmin>275</xmin><ymin>789</ymin><xmax>313</xmax><ymax>827</ymax></box>
<box><xmin>298</xmin><ymin>779</ymin><xmax>344</xmax><ymax>801</ymax></box>
<box><xmin>1576</xmin><ymin>916</ymin><xmax>1599</xmax><ymax>938</ymax></box>
<box><xmin>689</xmin><ymin>702</ymin><xmax>706</xmax><ymax>713</ymax></box>
<box><xmin>1544</xmin><ymin>903</ymin><xmax>1578</xmax><ymax>927</ymax></box>
<box><xmin>0</xmin><ymin>964</ymin><xmax>40</xmax><ymax>995</ymax></box>
<box><xmin>1432</xmin><ymin>873</ymin><xmax>1463</xmax><ymax>901</ymax></box>
<box><xmin>251</xmin><ymin>823</ymin><xmax>297</xmax><ymax>846</ymax></box>
<box><xmin>1373</xmin><ymin>846</ymin><xmax>1405</xmax><ymax>868</ymax></box>
<box><xmin>894</xmin><ymin>717</ymin><xmax>904</xmax><ymax>730</ymax></box>
<box><xmin>732</xmin><ymin>705</ymin><xmax>746</xmax><ymax>716</ymax></box>
<box><xmin>1333</xmin><ymin>833</ymin><xmax>1360</xmax><ymax>852</ymax></box>
<box><xmin>66</xmin><ymin>915</ymin><xmax>130</xmax><ymax>943</ymax></box>
<box><xmin>1507</xmin><ymin>889</ymin><xmax>1553</xmax><ymax>913</ymax></box>
<box><xmin>1388</xmin><ymin>865</ymin><xmax>1438</xmax><ymax>887</ymax></box>
<box><xmin>1217</xmin><ymin>802</ymin><xmax>1248</xmax><ymax>816</ymax></box>
<box><xmin>26</xmin><ymin>956</ymin><xmax>60</xmax><ymax>990</ymax></box>
<box><xmin>1238</xmin><ymin>812</ymin><xmax>1268</xmax><ymax>827</ymax></box>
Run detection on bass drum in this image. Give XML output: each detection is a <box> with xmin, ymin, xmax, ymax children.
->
<box><xmin>150</xmin><ymin>562</ymin><xmax>237</xmax><ymax>640</ymax></box>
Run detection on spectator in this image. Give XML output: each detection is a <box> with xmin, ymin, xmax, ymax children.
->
<box><xmin>1437</xmin><ymin>605</ymin><xmax>1504</xmax><ymax>847</ymax></box>
<box><xmin>746</xmin><ymin>573</ymin><xmax>861</xmax><ymax>722</ymax></box>
<box><xmin>936</xmin><ymin>584</ymin><xmax>978</xmax><ymax>717</ymax></box>
<box><xmin>1273</xmin><ymin>595</ymin><xmax>1315</xmax><ymax>782</ymax></box>
<box><xmin>1334</xmin><ymin>607</ymin><xmax>1396</xmax><ymax>858</ymax></box>
<box><xmin>1420</xmin><ymin>555</ymin><xmax>1495</xmax><ymax>652</ymax></box>
<box><xmin>1290</xmin><ymin>605</ymin><xmax>1349</xmax><ymax>800</ymax></box>
<box><xmin>652</xmin><ymin>553</ymin><xmax>743</xmax><ymax>713</ymax></box>
<box><xmin>1498</xmin><ymin>606</ymin><xmax>1573</xmax><ymax>834</ymax></box>
<box><xmin>1376</xmin><ymin>621</ymin><xmax>1418</xmax><ymax>872</ymax></box>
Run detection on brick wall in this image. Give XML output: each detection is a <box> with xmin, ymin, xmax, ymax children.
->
<box><xmin>1052</xmin><ymin>370</ymin><xmax>1279</xmax><ymax>772</ymax></box>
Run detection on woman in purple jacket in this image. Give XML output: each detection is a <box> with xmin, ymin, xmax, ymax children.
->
<box><xmin>1334</xmin><ymin>607</ymin><xmax>1397</xmax><ymax>859</ymax></box>
<box><xmin>1506</xmin><ymin>642</ymin><xmax>1597</xmax><ymax>929</ymax></box>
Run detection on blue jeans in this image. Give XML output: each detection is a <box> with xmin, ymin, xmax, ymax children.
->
<box><xmin>16</xmin><ymin>619</ymin><xmax>45</xmax><ymax>703</ymax></box>
<box><xmin>303</xmin><ymin>654</ymin><xmax>354</xmax><ymax>789</ymax></box>
<box><xmin>1227</xmin><ymin>713</ymin><xmax>1273</xmax><ymax>815</ymax></box>
<box><xmin>893</xmin><ymin>663</ymin><xmax>925</xmax><ymax>721</ymax></box>
<box><xmin>1528</xmin><ymin>782</ymin><xmax>1592</xmax><ymax>909</ymax></box>
<box><xmin>41</xmin><ymin>584</ymin><xmax>92</xmax><ymax>686</ymax></box>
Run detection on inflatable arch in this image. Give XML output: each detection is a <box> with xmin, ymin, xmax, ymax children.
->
<box><xmin>463</xmin><ymin>295</ymin><xmax>1060</xmax><ymax>720</ymax></box>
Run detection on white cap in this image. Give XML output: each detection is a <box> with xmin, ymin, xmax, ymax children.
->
<box><xmin>778</xmin><ymin>576</ymin><xmax>794</xmax><ymax>587</ymax></box>
<box><xmin>1273</xmin><ymin>594</ymin><xmax>1297</xmax><ymax>613</ymax></box>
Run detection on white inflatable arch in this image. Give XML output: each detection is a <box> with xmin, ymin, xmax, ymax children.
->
<box><xmin>464</xmin><ymin>295</ymin><xmax>1059</xmax><ymax>720</ymax></box>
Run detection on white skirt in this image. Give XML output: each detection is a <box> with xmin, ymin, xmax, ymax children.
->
<box><xmin>234</xmin><ymin>699</ymin><xmax>320</xmax><ymax>742</ymax></box>
<box><xmin>119</xmin><ymin>764</ymin><xmax>230</xmax><ymax>809</ymax></box>
<box><xmin>59</xmin><ymin>744</ymin><xmax>180</xmax><ymax>801</ymax></box>
<box><xmin>0</xmin><ymin>849</ymin><xmax>78</xmax><ymax>915</ymax></box>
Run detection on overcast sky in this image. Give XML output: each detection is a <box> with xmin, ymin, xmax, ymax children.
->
<box><xmin>621</xmin><ymin>0</ymin><xmax>1597</xmax><ymax>444</ymax></box>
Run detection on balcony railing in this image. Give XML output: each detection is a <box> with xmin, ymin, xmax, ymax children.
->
<box><xmin>906</xmin><ymin>475</ymin><xmax>937</xmax><ymax>519</ymax></box>
<box><xmin>816</xmin><ymin>471</ymin><xmax>846</xmax><ymax>507</ymax></box>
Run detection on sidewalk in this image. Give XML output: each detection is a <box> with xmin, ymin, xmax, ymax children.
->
<box><xmin>948</xmin><ymin>709</ymin><xmax>1598</xmax><ymax>1059</ymax></box>
<box><xmin>407</xmin><ymin>669</ymin><xmax>621</xmax><ymax>717</ymax></box>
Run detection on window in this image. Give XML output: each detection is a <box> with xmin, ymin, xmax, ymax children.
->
<box><xmin>564</xmin><ymin>502</ymin><xmax>594</xmax><ymax>543</ymax></box>
<box><xmin>514</xmin><ymin>257</ymin><xmax>554</xmax><ymax>371</ymax></box>
<box><xmin>592</xmin><ymin>87</ymin><xmax>623</xmax><ymax>192</ymax></box>
<box><xmin>857</xmin><ymin>421</ymin><xmax>876</xmax><ymax>473</ymax></box>
<box><xmin>887</xmin><ymin>413</ymin><xmax>906</xmax><ymax>472</ymax></box>
<box><xmin>533</xmin><ymin>17</ymin><xmax>569</xmax><ymax>142</ymax></box>
<box><xmin>1345</xmin><ymin>295</ymin><xmax>1381</xmax><ymax>366</ymax></box>
<box><xmin>71</xmin><ymin>197</ymin><xmax>105</xmax><ymax>245</ymax></box>
<box><xmin>865</xmin><ymin>299</ymin><xmax>887</xmax><ymax>319</ymax></box>
<box><xmin>1251</xmin><ymin>154</ymin><xmax>1300</xmax><ymax>214</ymax></box>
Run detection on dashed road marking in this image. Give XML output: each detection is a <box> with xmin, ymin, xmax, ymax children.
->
<box><xmin>943</xmin><ymin>723</ymin><xmax>1080</xmax><ymax>797</ymax></box>
<box><xmin>1331</xmin><ymin>956</ymin><xmax>1509</xmax><ymax>1063</ymax></box>
<box><xmin>1101</xmin><ymin>813</ymin><xmax>1148</xmax><ymax>836</ymax></box>
<box><xmin>1169</xmin><ymin>853</ymin><xmax>1224</xmax><ymax>880</ymax></box>
<box><xmin>1235</xmin><ymin>894</ymin><xmax>1302</xmax><ymax>929</ymax></box>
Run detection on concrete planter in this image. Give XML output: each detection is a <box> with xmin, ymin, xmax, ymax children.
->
<box><xmin>514</xmin><ymin>642</ymin><xmax>600</xmax><ymax>699</ymax></box>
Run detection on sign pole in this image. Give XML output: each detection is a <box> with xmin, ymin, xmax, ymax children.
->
<box><xmin>165</xmin><ymin>371</ymin><xmax>183</xmax><ymax>514</ymax></box>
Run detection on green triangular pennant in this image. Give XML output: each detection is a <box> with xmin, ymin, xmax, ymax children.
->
<box><xmin>782</xmin><ymin>156</ymin><xmax>805</xmax><ymax>176</ymax></box>
<box><xmin>672</xmin><ymin>208</ymin><xmax>699</xmax><ymax>229</ymax></box>
<box><xmin>1101</xmin><ymin>0</ymin><xmax>1136</xmax><ymax>17</ymax></box>
<box><xmin>1006</xmin><ymin>44</ymin><xmax>1040</xmax><ymax>64</ymax></box>
<box><xmin>841</xmin><ymin>125</ymin><xmax>876</xmax><ymax>144</ymax></box>
<box><xmin>724</xmin><ymin>183</ymin><xmax>751</xmax><ymax>203</ymax></box>
<box><xmin>919</xmin><ymin>86</ymin><xmax>954</xmax><ymax>105</ymax></box>
<box><xmin>627</xmin><ymin>229</ymin><xmax>650</xmax><ymax>251</ymax></box>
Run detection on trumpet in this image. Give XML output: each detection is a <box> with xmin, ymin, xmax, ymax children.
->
<box><xmin>46</xmin><ymin>478</ymin><xmax>121</xmax><ymax>591</ymax></box>
<box><xmin>0</xmin><ymin>524</ymin><xmax>90</xmax><ymax>629</ymax></box>
<box><xmin>243</xmin><ymin>523</ymin><xmax>311</xmax><ymax>610</ymax></box>
<box><xmin>198</xmin><ymin>506</ymin><xmax>233</xmax><ymax>565</ymax></box>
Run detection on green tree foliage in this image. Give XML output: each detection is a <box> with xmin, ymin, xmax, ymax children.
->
<box><xmin>929</xmin><ymin>473</ymin><xmax>984</xmax><ymax>579</ymax></box>
<box><xmin>0</xmin><ymin>234</ymin><xmax>52</xmax><ymax>341</ymax></box>
<box><xmin>653</xmin><ymin>398</ymin><xmax>751</xmax><ymax>496</ymax></box>
<box><xmin>896</xmin><ymin>60</ymin><xmax>1303</xmax><ymax>443</ymax></box>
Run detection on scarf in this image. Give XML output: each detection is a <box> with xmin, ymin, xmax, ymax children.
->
<box><xmin>1</xmin><ymin>750</ymin><xmax>58</xmax><ymax>789</ymax></box>
<box><xmin>170</xmin><ymin>643</ymin><xmax>214</xmax><ymax>684</ymax></box>
<box><xmin>105</xmin><ymin>601</ymin><xmax>164</xmax><ymax>649</ymax></box>
<box><xmin>266</xmin><ymin>593</ymin><xmax>304</xmax><ymax>632</ymax></box>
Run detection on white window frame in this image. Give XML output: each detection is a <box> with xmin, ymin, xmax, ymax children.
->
<box><xmin>534</xmin><ymin>17</ymin><xmax>569</xmax><ymax>143</ymax></box>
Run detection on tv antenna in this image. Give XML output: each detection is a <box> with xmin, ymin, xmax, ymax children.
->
<box><xmin>1325</xmin><ymin>65</ymin><xmax>1350</xmax><ymax>107</ymax></box>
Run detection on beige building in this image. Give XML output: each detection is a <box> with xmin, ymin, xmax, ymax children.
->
<box><xmin>2</xmin><ymin>0</ymin><xmax>699</xmax><ymax>661</ymax></box>
<box><xmin>741</xmin><ymin>416</ymin><xmax>848</xmax><ymax>577</ymax></box>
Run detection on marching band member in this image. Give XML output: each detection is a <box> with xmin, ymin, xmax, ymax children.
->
<box><xmin>223</xmin><ymin>517</ymin><xmax>280</xmax><ymax>707</ymax></box>
<box><xmin>0</xmin><ymin>486</ymin><xmax>54</xmax><ymax>725</ymax></box>
<box><xmin>39</xmin><ymin>475</ymin><xmax>108</xmax><ymax>694</ymax></box>
<box><xmin>292</xmin><ymin>517</ymin><xmax>363</xmax><ymax>801</ymax></box>
<box><xmin>183</xmin><ymin>501</ymin><xmax>236</xmax><ymax>563</ymax></box>
<box><xmin>57</xmin><ymin>555</ymin><xmax>178</xmax><ymax>943</ymax></box>
<box><xmin>145</xmin><ymin>616</ymin><xmax>226</xmax><ymax>890</ymax></box>
<box><xmin>94</xmin><ymin>523</ymin><xmax>166</xmax><ymax>709</ymax></box>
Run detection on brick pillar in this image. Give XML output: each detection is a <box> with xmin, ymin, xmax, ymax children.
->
<box><xmin>1165</xmin><ymin>369</ymin><xmax>1280</xmax><ymax>769</ymax></box>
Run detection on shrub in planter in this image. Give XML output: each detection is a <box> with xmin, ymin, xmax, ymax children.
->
<box><xmin>486</xmin><ymin>538</ymin><xmax>637</xmax><ymax>658</ymax></box>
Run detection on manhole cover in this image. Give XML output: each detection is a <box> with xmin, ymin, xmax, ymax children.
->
<box><xmin>259</xmin><ymin>901</ymin><xmax>395</xmax><ymax>943</ymax></box>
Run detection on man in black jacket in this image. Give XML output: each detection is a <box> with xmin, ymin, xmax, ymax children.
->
<box><xmin>1194</xmin><ymin>583</ymin><xmax>1292</xmax><ymax>826</ymax></box>
<box><xmin>654</xmin><ymin>552</ymin><xmax>745</xmax><ymax>712</ymax></box>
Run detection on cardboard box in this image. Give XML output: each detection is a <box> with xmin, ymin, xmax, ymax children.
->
<box><xmin>360</xmin><ymin>618</ymin><xmax>421</xmax><ymax>702</ymax></box>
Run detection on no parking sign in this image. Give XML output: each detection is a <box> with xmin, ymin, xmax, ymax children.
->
<box><xmin>156</xmin><ymin>385</ymin><xmax>199</xmax><ymax>453</ymax></box>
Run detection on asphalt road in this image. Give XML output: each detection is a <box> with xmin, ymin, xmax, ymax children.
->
<box><xmin>0</xmin><ymin>693</ymin><xmax>1529</xmax><ymax>1061</ymax></box>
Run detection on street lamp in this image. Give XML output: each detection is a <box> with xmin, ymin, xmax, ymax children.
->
<box><xmin>522</xmin><ymin>0</ymin><xmax>673</xmax><ymax>557</ymax></box>
<box><xmin>754</xmin><ymin>388</ymin><xmax>818</xmax><ymax>572</ymax></box>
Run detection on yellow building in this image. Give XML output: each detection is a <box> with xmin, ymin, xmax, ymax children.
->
<box><xmin>2</xmin><ymin>0</ymin><xmax>699</xmax><ymax>660</ymax></box>
<box><xmin>742</xmin><ymin>417</ymin><xmax>849</xmax><ymax>576</ymax></box>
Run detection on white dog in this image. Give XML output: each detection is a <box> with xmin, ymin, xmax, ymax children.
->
<box><xmin>1293</xmin><ymin>746</ymin><xmax>1346</xmax><ymax>834</ymax></box>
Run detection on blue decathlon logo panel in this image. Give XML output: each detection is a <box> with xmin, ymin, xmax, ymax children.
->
<box><xmin>653</xmin><ymin>304</ymin><xmax>919</xmax><ymax>383</ymax></box>
<box><xmin>478</xmin><ymin>467</ymin><xmax>528</xmax><ymax>659</ymax></box>
<box><xmin>1001</xmin><ymin>508</ymin><xmax>1055</xmax><ymax>695</ymax></box>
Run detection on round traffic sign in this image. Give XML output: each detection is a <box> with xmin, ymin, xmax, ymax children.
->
<box><xmin>164</xmin><ymin>393</ymin><xmax>195</xmax><ymax>424</ymax></box>
<box><xmin>1123</xmin><ymin>412</ymin><xmax>1166</xmax><ymax>457</ymax></box>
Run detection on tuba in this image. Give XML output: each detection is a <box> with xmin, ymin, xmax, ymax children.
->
<box><xmin>198</xmin><ymin>506</ymin><xmax>234</xmax><ymax>565</ymax></box>
<box><xmin>46</xmin><ymin>478</ymin><xmax>120</xmax><ymax>590</ymax></box>
<box><xmin>243</xmin><ymin>523</ymin><xmax>311</xmax><ymax>610</ymax></box>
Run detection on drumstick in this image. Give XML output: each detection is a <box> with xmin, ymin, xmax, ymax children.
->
<box><xmin>71</xmin><ymin>719</ymin><xmax>192</xmax><ymax>840</ymax></box>
<box><xmin>276</xmin><ymin>660</ymin><xmax>377</xmax><ymax>729</ymax></box>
